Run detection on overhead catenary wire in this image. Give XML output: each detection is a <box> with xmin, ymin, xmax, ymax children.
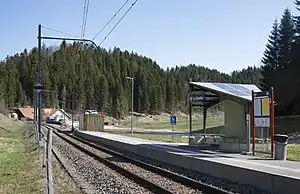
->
<box><xmin>41</xmin><ymin>0</ymin><xmax>136</xmax><ymax>47</ymax></box>
<box><xmin>40</xmin><ymin>25</ymin><xmax>98</xmax><ymax>48</ymax></box>
<box><xmin>80</xmin><ymin>0</ymin><xmax>90</xmax><ymax>39</ymax></box>
<box><xmin>41</xmin><ymin>25</ymin><xmax>80</xmax><ymax>38</ymax></box>
<box><xmin>83</xmin><ymin>0</ymin><xmax>90</xmax><ymax>38</ymax></box>
<box><xmin>98</xmin><ymin>0</ymin><xmax>138</xmax><ymax>46</ymax></box>
<box><xmin>80</xmin><ymin>0</ymin><xmax>86</xmax><ymax>38</ymax></box>
<box><xmin>80</xmin><ymin>0</ymin><xmax>87</xmax><ymax>39</ymax></box>
<box><xmin>92</xmin><ymin>0</ymin><xmax>129</xmax><ymax>41</ymax></box>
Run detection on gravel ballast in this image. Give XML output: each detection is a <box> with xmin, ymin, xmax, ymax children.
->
<box><xmin>52</xmin><ymin>134</ymin><xmax>152</xmax><ymax>194</ymax></box>
<box><xmin>47</xmin><ymin>125</ymin><xmax>272</xmax><ymax>194</ymax></box>
<box><xmin>84</xmin><ymin>137</ymin><xmax>272</xmax><ymax>194</ymax></box>
<box><xmin>57</xmin><ymin>132</ymin><xmax>202</xmax><ymax>194</ymax></box>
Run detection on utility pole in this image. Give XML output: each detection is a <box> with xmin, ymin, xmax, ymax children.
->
<box><xmin>37</xmin><ymin>24</ymin><xmax>42</xmax><ymax>141</ymax></box>
<box><xmin>126</xmin><ymin>77</ymin><xmax>134</xmax><ymax>135</ymax></box>
<box><xmin>33</xmin><ymin>77</ymin><xmax>39</xmax><ymax>157</ymax></box>
<box><xmin>35</xmin><ymin>24</ymin><xmax>98</xmax><ymax>137</ymax></box>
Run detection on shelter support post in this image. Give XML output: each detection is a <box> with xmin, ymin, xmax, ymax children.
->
<box><xmin>189</xmin><ymin>97</ymin><xmax>192</xmax><ymax>134</ymax></box>
<box><xmin>188</xmin><ymin>86</ymin><xmax>192</xmax><ymax>135</ymax></box>
<box><xmin>203</xmin><ymin>106</ymin><xmax>207</xmax><ymax>134</ymax></box>
<box><xmin>251</xmin><ymin>90</ymin><xmax>255</xmax><ymax>155</ymax></box>
<box><xmin>270</xmin><ymin>87</ymin><xmax>275</xmax><ymax>158</ymax></box>
<box><xmin>189</xmin><ymin>92</ymin><xmax>193</xmax><ymax>146</ymax></box>
<box><xmin>246</xmin><ymin>104</ymin><xmax>251</xmax><ymax>152</ymax></box>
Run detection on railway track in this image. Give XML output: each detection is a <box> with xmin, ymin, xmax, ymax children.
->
<box><xmin>45</xmin><ymin>125</ymin><xmax>230</xmax><ymax>194</ymax></box>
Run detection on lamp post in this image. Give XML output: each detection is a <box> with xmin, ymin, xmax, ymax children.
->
<box><xmin>126</xmin><ymin>77</ymin><xmax>134</xmax><ymax>135</ymax></box>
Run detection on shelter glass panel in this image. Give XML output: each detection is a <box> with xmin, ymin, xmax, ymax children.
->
<box><xmin>230</xmin><ymin>90</ymin><xmax>249</xmax><ymax>96</ymax></box>
<box><xmin>226</xmin><ymin>84</ymin><xmax>251</xmax><ymax>92</ymax></box>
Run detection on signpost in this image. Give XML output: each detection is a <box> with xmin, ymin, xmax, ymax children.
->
<box><xmin>251</xmin><ymin>88</ymin><xmax>274</xmax><ymax>157</ymax></box>
<box><xmin>170</xmin><ymin>115</ymin><xmax>176</xmax><ymax>142</ymax></box>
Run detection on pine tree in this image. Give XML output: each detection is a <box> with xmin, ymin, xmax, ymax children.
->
<box><xmin>276</xmin><ymin>9</ymin><xmax>295</xmax><ymax>115</ymax></box>
<box><xmin>287</xmin><ymin>1</ymin><xmax>300</xmax><ymax>114</ymax></box>
<box><xmin>0</xmin><ymin>81</ymin><xmax>3</xmax><ymax>100</ymax></box>
<box><xmin>135</xmin><ymin>85</ymin><xmax>142</xmax><ymax>113</ymax></box>
<box><xmin>165</xmin><ymin>75</ymin><xmax>176</xmax><ymax>113</ymax></box>
<box><xmin>108</xmin><ymin>77</ymin><xmax>123</xmax><ymax>118</ymax></box>
<box><xmin>95</xmin><ymin>75</ymin><xmax>109</xmax><ymax>112</ymax></box>
<box><xmin>278</xmin><ymin>9</ymin><xmax>294</xmax><ymax>69</ymax></box>
<box><xmin>4</xmin><ymin>69</ymin><xmax>17</xmax><ymax>108</ymax></box>
<box><xmin>84</xmin><ymin>76</ymin><xmax>95</xmax><ymax>110</ymax></box>
<box><xmin>260</xmin><ymin>19</ymin><xmax>280</xmax><ymax>90</ymax></box>
<box><xmin>294</xmin><ymin>0</ymin><xmax>300</xmax><ymax>43</ymax></box>
<box><xmin>140</xmin><ymin>75</ymin><xmax>150</xmax><ymax>113</ymax></box>
<box><xmin>58</xmin><ymin>83</ymin><xmax>67</xmax><ymax>110</ymax></box>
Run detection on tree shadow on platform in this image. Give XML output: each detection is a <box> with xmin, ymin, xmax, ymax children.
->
<box><xmin>186</xmin><ymin>154</ymin><xmax>233</xmax><ymax>158</ymax></box>
<box><xmin>175</xmin><ymin>144</ymin><xmax>220</xmax><ymax>151</ymax></box>
<box><xmin>247</xmin><ymin>157</ymin><xmax>274</xmax><ymax>160</ymax></box>
<box><xmin>149</xmin><ymin>144</ymin><xmax>235</xmax><ymax>159</ymax></box>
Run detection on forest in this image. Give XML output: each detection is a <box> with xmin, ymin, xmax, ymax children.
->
<box><xmin>0</xmin><ymin>1</ymin><xmax>300</xmax><ymax>118</ymax></box>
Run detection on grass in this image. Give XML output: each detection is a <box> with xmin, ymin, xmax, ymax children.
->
<box><xmin>52</xmin><ymin>157</ymin><xmax>82</xmax><ymax>194</ymax></box>
<box><xmin>109</xmin><ymin>115</ymin><xmax>224</xmax><ymax>143</ymax></box>
<box><xmin>255</xmin><ymin>144</ymin><xmax>300</xmax><ymax>162</ymax></box>
<box><xmin>0</xmin><ymin>117</ymin><xmax>44</xmax><ymax>194</ymax></box>
<box><xmin>123</xmin><ymin>116</ymin><xmax>224</xmax><ymax>131</ymax></box>
<box><xmin>286</xmin><ymin>145</ymin><xmax>300</xmax><ymax>161</ymax></box>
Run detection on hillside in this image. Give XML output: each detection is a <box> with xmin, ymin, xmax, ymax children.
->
<box><xmin>2</xmin><ymin>2</ymin><xmax>300</xmax><ymax>118</ymax></box>
<box><xmin>0</xmin><ymin>43</ymin><xmax>261</xmax><ymax>118</ymax></box>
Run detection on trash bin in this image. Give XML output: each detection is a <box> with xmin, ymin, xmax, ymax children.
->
<box><xmin>274</xmin><ymin>134</ymin><xmax>289</xmax><ymax>160</ymax></box>
<box><xmin>188</xmin><ymin>135</ymin><xmax>195</xmax><ymax>146</ymax></box>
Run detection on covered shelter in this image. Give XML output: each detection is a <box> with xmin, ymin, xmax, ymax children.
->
<box><xmin>188</xmin><ymin>82</ymin><xmax>261</xmax><ymax>153</ymax></box>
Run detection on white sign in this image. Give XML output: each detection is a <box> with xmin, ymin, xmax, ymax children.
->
<box><xmin>254</xmin><ymin>98</ymin><xmax>262</xmax><ymax>116</ymax></box>
<box><xmin>254</xmin><ymin>117</ymin><xmax>270</xmax><ymax>127</ymax></box>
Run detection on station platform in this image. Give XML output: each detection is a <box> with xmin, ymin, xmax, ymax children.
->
<box><xmin>74</xmin><ymin>130</ymin><xmax>300</xmax><ymax>194</ymax></box>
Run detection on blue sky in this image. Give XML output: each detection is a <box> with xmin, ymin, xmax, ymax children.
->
<box><xmin>0</xmin><ymin>0</ymin><xmax>297</xmax><ymax>73</ymax></box>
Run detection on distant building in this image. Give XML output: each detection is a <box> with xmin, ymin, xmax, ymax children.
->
<box><xmin>46</xmin><ymin>109</ymin><xmax>71</xmax><ymax>124</ymax></box>
<box><xmin>15</xmin><ymin>108</ymin><xmax>35</xmax><ymax>121</ymax></box>
<box><xmin>84</xmin><ymin>110</ymin><xmax>98</xmax><ymax>115</ymax></box>
<box><xmin>10</xmin><ymin>112</ymin><xmax>18</xmax><ymax>119</ymax></box>
<box><xmin>14</xmin><ymin>107</ymin><xmax>70</xmax><ymax>123</ymax></box>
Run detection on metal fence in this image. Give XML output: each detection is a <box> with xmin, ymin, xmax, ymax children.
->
<box><xmin>35</xmin><ymin>122</ymin><xmax>53</xmax><ymax>194</ymax></box>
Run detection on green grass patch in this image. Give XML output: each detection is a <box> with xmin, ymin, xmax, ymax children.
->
<box><xmin>287</xmin><ymin>145</ymin><xmax>300</xmax><ymax>161</ymax></box>
<box><xmin>126</xmin><ymin>116</ymin><xmax>224</xmax><ymax>131</ymax></box>
<box><xmin>0</xmin><ymin>117</ymin><xmax>44</xmax><ymax>194</ymax></box>
<box><xmin>255</xmin><ymin>145</ymin><xmax>300</xmax><ymax>162</ymax></box>
<box><xmin>52</xmin><ymin>158</ymin><xmax>82</xmax><ymax>194</ymax></box>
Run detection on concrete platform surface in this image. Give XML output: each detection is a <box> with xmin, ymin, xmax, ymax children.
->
<box><xmin>151</xmin><ymin>144</ymin><xmax>300</xmax><ymax>179</ymax></box>
<box><xmin>75</xmin><ymin>130</ymin><xmax>300</xmax><ymax>194</ymax></box>
<box><xmin>82</xmin><ymin>131</ymin><xmax>188</xmax><ymax>145</ymax></box>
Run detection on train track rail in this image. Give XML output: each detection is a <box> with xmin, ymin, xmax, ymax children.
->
<box><xmin>45</xmin><ymin>125</ymin><xmax>230</xmax><ymax>194</ymax></box>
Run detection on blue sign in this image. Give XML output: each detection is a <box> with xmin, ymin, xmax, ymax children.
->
<box><xmin>170</xmin><ymin>116</ymin><xmax>176</xmax><ymax>125</ymax></box>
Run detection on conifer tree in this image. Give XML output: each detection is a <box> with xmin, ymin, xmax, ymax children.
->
<box><xmin>260</xmin><ymin>19</ymin><xmax>280</xmax><ymax>90</ymax></box>
<box><xmin>276</xmin><ymin>8</ymin><xmax>295</xmax><ymax>115</ymax></box>
<box><xmin>0</xmin><ymin>40</ymin><xmax>264</xmax><ymax>116</ymax></box>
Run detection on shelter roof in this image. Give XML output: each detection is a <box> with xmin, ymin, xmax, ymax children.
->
<box><xmin>189</xmin><ymin>82</ymin><xmax>261</xmax><ymax>102</ymax></box>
